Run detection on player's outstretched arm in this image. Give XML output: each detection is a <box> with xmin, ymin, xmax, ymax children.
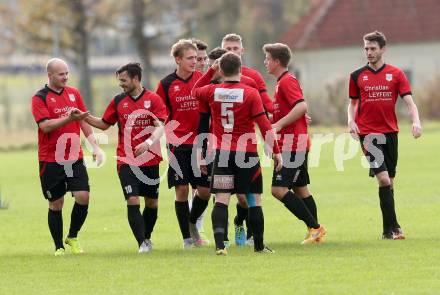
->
<box><xmin>191</xmin><ymin>66</ymin><xmax>216</xmax><ymax>97</ymax></box>
<box><xmin>38</xmin><ymin>108</ymin><xmax>89</xmax><ymax>133</ymax></box>
<box><xmin>402</xmin><ymin>94</ymin><xmax>422</xmax><ymax>138</ymax></box>
<box><xmin>84</xmin><ymin>115</ymin><xmax>111</xmax><ymax>131</ymax></box>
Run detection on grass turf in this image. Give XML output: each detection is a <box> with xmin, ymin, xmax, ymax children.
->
<box><xmin>0</xmin><ymin>123</ymin><xmax>439</xmax><ymax>294</ymax></box>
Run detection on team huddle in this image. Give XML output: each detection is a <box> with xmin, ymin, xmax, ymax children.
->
<box><xmin>31</xmin><ymin>31</ymin><xmax>422</xmax><ymax>256</ymax></box>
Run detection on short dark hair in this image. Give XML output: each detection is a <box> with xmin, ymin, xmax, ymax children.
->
<box><xmin>116</xmin><ymin>63</ymin><xmax>142</xmax><ymax>81</ymax></box>
<box><xmin>208</xmin><ymin>47</ymin><xmax>227</xmax><ymax>60</ymax></box>
<box><xmin>192</xmin><ymin>38</ymin><xmax>208</xmax><ymax>51</ymax></box>
<box><xmin>262</xmin><ymin>43</ymin><xmax>292</xmax><ymax>67</ymax></box>
<box><xmin>219</xmin><ymin>52</ymin><xmax>241</xmax><ymax>76</ymax></box>
<box><xmin>363</xmin><ymin>31</ymin><xmax>387</xmax><ymax>48</ymax></box>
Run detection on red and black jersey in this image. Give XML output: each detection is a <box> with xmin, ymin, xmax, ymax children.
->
<box><xmin>242</xmin><ymin>65</ymin><xmax>274</xmax><ymax>113</ymax></box>
<box><xmin>155</xmin><ymin>70</ymin><xmax>203</xmax><ymax>147</ymax></box>
<box><xmin>31</xmin><ymin>85</ymin><xmax>87</xmax><ymax>162</ymax></box>
<box><xmin>349</xmin><ymin>63</ymin><xmax>412</xmax><ymax>135</ymax></box>
<box><xmin>194</xmin><ymin>67</ymin><xmax>260</xmax><ymax>114</ymax></box>
<box><xmin>102</xmin><ymin>88</ymin><xmax>167</xmax><ymax>167</ymax></box>
<box><xmin>193</xmin><ymin>81</ymin><xmax>267</xmax><ymax>153</ymax></box>
<box><xmin>273</xmin><ymin>71</ymin><xmax>310</xmax><ymax>152</ymax></box>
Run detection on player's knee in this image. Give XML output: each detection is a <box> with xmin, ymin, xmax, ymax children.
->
<box><xmin>293</xmin><ymin>186</ymin><xmax>310</xmax><ymax>198</ymax></box>
<box><xmin>126</xmin><ymin>196</ymin><xmax>140</xmax><ymax>205</ymax></box>
<box><xmin>271</xmin><ymin>187</ymin><xmax>287</xmax><ymax>200</ymax></box>
<box><xmin>74</xmin><ymin>191</ymin><xmax>89</xmax><ymax>205</ymax></box>
<box><xmin>377</xmin><ymin>176</ymin><xmax>391</xmax><ymax>187</ymax></box>
<box><xmin>196</xmin><ymin>186</ymin><xmax>211</xmax><ymax>200</ymax></box>
<box><xmin>236</xmin><ymin>195</ymin><xmax>248</xmax><ymax>208</ymax></box>
<box><xmin>49</xmin><ymin>198</ymin><xmax>64</xmax><ymax>211</ymax></box>
<box><xmin>145</xmin><ymin>197</ymin><xmax>158</xmax><ymax>209</ymax></box>
<box><xmin>175</xmin><ymin>185</ymin><xmax>189</xmax><ymax>201</ymax></box>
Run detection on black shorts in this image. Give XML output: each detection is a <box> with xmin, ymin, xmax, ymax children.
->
<box><xmin>211</xmin><ymin>150</ymin><xmax>262</xmax><ymax>195</ymax></box>
<box><xmin>118</xmin><ymin>164</ymin><xmax>160</xmax><ymax>199</ymax></box>
<box><xmin>360</xmin><ymin>132</ymin><xmax>398</xmax><ymax>178</ymax></box>
<box><xmin>39</xmin><ymin>159</ymin><xmax>89</xmax><ymax>202</ymax></box>
<box><xmin>167</xmin><ymin>145</ymin><xmax>210</xmax><ymax>189</ymax></box>
<box><xmin>272</xmin><ymin>152</ymin><xmax>310</xmax><ymax>188</ymax></box>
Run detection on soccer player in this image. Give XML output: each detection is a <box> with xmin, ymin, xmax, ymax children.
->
<box><xmin>221</xmin><ymin>33</ymin><xmax>275</xmax><ymax>246</ymax></box>
<box><xmin>193</xmin><ymin>38</ymin><xmax>208</xmax><ymax>73</ymax></box>
<box><xmin>189</xmin><ymin>38</ymin><xmax>210</xmax><ymax>240</ymax></box>
<box><xmin>81</xmin><ymin>63</ymin><xmax>166</xmax><ymax>252</ymax></box>
<box><xmin>263</xmin><ymin>43</ymin><xmax>327</xmax><ymax>244</ymax></box>
<box><xmin>347</xmin><ymin>31</ymin><xmax>422</xmax><ymax>240</ymax></box>
<box><xmin>156</xmin><ymin>39</ymin><xmax>211</xmax><ymax>248</ymax></box>
<box><xmin>193</xmin><ymin>52</ymin><xmax>282</xmax><ymax>255</ymax></box>
<box><xmin>31</xmin><ymin>58</ymin><xmax>102</xmax><ymax>256</ymax></box>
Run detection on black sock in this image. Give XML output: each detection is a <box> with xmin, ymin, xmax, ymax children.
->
<box><xmin>68</xmin><ymin>202</ymin><xmax>88</xmax><ymax>238</ymax></box>
<box><xmin>248</xmin><ymin>206</ymin><xmax>264</xmax><ymax>251</ymax></box>
<box><xmin>379</xmin><ymin>185</ymin><xmax>399</xmax><ymax>233</ymax></box>
<box><xmin>281</xmin><ymin>191</ymin><xmax>319</xmax><ymax>228</ymax></box>
<box><xmin>390</xmin><ymin>188</ymin><xmax>400</xmax><ymax>228</ymax></box>
<box><xmin>245</xmin><ymin>215</ymin><xmax>253</xmax><ymax>239</ymax></box>
<box><xmin>223</xmin><ymin>219</ymin><xmax>229</xmax><ymax>242</ymax></box>
<box><xmin>212</xmin><ymin>203</ymin><xmax>228</xmax><ymax>249</ymax></box>
<box><xmin>143</xmin><ymin>206</ymin><xmax>158</xmax><ymax>240</ymax></box>
<box><xmin>48</xmin><ymin>209</ymin><xmax>64</xmax><ymax>250</ymax></box>
<box><xmin>127</xmin><ymin>205</ymin><xmax>145</xmax><ymax>246</ymax></box>
<box><xmin>234</xmin><ymin>203</ymin><xmax>248</xmax><ymax>226</ymax></box>
<box><xmin>302</xmin><ymin>195</ymin><xmax>318</xmax><ymax>222</ymax></box>
<box><xmin>189</xmin><ymin>195</ymin><xmax>209</xmax><ymax>224</ymax></box>
<box><xmin>175</xmin><ymin>201</ymin><xmax>190</xmax><ymax>239</ymax></box>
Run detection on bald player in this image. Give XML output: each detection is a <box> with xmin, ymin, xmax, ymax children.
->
<box><xmin>31</xmin><ymin>58</ymin><xmax>102</xmax><ymax>256</ymax></box>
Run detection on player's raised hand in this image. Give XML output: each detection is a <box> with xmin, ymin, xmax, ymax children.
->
<box><xmin>273</xmin><ymin>153</ymin><xmax>283</xmax><ymax>172</ymax></box>
<box><xmin>412</xmin><ymin>121</ymin><xmax>422</xmax><ymax>138</ymax></box>
<box><xmin>211</xmin><ymin>59</ymin><xmax>220</xmax><ymax>71</ymax></box>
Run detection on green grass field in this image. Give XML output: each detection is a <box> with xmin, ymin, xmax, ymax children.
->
<box><xmin>1</xmin><ymin>123</ymin><xmax>439</xmax><ymax>294</ymax></box>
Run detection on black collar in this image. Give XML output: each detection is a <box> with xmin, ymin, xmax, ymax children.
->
<box><xmin>45</xmin><ymin>84</ymin><xmax>64</xmax><ymax>95</ymax></box>
<box><xmin>277</xmin><ymin>70</ymin><xmax>290</xmax><ymax>82</ymax></box>
<box><xmin>224</xmin><ymin>80</ymin><xmax>240</xmax><ymax>84</ymax></box>
<box><xmin>173</xmin><ymin>70</ymin><xmax>194</xmax><ymax>83</ymax></box>
<box><xmin>366</xmin><ymin>63</ymin><xmax>386</xmax><ymax>74</ymax></box>
<box><xmin>128</xmin><ymin>88</ymin><xmax>146</xmax><ymax>101</ymax></box>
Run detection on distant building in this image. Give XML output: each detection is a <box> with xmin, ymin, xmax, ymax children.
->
<box><xmin>281</xmin><ymin>0</ymin><xmax>440</xmax><ymax>98</ymax></box>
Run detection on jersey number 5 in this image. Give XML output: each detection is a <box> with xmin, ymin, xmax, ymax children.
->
<box><xmin>221</xmin><ymin>103</ymin><xmax>234</xmax><ymax>132</ymax></box>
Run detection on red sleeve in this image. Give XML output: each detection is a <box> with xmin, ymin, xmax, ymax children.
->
<box><xmin>102</xmin><ymin>98</ymin><xmax>118</xmax><ymax>125</ymax></box>
<box><xmin>280</xmin><ymin>77</ymin><xmax>303</xmax><ymax>106</ymax></box>
<box><xmin>248</xmin><ymin>72</ymin><xmax>274</xmax><ymax>113</ymax></box>
<box><xmin>75</xmin><ymin>89</ymin><xmax>88</xmax><ymax>112</ymax></box>
<box><xmin>193</xmin><ymin>85</ymin><xmax>212</xmax><ymax>114</ymax></box>
<box><xmin>398</xmin><ymin>70</ymin><xmax>412</xmax><ymax>98</ymax></box>
<box><xmin>255</xmin><ymin>114</ymin><xmax>280</xmax><ymax>154</ymax></box>
<box><xmin>31</xmin><ymin>96</ymin><xmax>50</xmax><ymax>124</ymax></box>
<box><xmin>192</xmin><ymin>67</ymin><xmax>215</xmax><ymax>97</ymax></box>
<box><xmin>150</xmin><ymin>93</ymin><xmax>168</xmax><ymax>121</ymax></box>
<box><xmin>242</xmin><ymin>75</ymin><xmax>274</xmax><ymax>113</ymax></box>
<box><xmin>349</xmin><ymin>74</ymin><xmax>360</xmax><ymax>99</ymax></box>
<box><xmin>249</xmin><ymin>89</ymin><xmax>266</xmax><ymax>119</ymax></box>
